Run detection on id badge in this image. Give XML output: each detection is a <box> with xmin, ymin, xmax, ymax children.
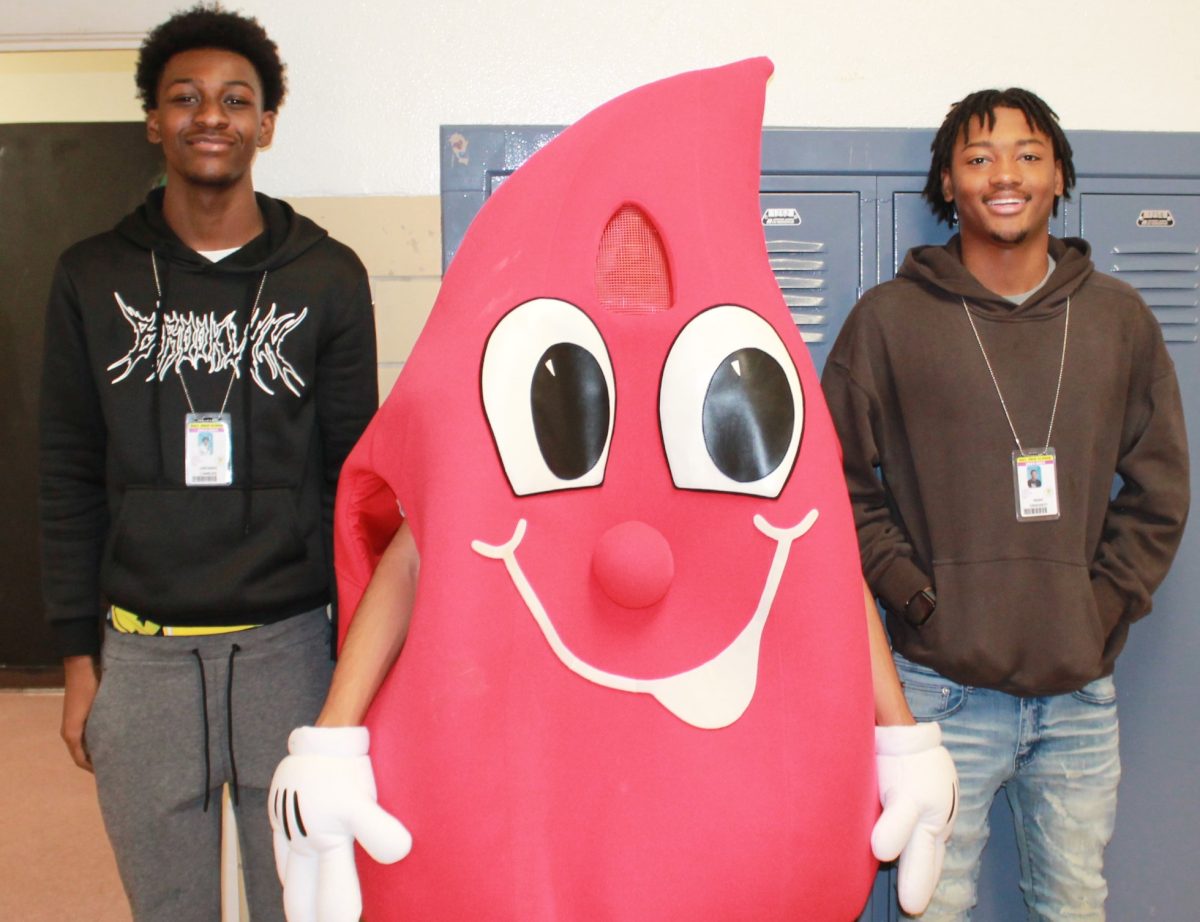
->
<box><xmin>1013</xmin><ymin>448</ymin><xmax>1059</xmax><ymax>521</ymax></box>
<box><xmin>185</xmin><ymin>413</ymin><xmax>233</xmax><ymax>487</ymax></box>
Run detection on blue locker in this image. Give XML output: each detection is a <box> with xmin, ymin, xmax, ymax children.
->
<box><xmin>441</xmin><ymin>125</ymin><xmax>1200</xmax><ymax>921</ymax></box>
<box><xmin>759</xmin><ymin>179</ymin><xmax>873</xmax><ymax>370</ymax></box>
<box><xmin>1066</xmin><ymin>184</ymin><xmax>1200</xmax><ymax>922</ymax></box>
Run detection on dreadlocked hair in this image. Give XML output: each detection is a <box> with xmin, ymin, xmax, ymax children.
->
<box><xmin>923</xmin><ymin>88</ymin><xmax>1076</xmax><ymax>226</ymax></box>
<box><xmin>136</xmin><ymin>3</ymin><xmax>287</xmax><ymax>113</ymax></box>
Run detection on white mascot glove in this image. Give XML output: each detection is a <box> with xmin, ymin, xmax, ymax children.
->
<box><xmin>872</xmin><ymin>722</ymin><xmax>958</xmax><ymax>916</ymax></box>
<box><xmin>269</xmin><ymin>726</ymin><xmax>412</xmax><ymax>922</ymax></box>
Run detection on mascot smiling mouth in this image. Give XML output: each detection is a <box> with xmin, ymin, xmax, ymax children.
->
<box><xmin>472</xmin><ymin>509</ymin><xmax>818</xmax><ymax>730</ymax></box>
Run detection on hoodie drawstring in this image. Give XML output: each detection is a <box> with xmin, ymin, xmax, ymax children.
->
<box><xmin>192</xmin><ymin>648</ymin><xmax>213</xmax><ymax>812</ymax></box>
<box><xmin>192</xmin><ymin>642</ymin><xmax>244</xmax><ymax>812</ymax></box>
<box><xmin>226</xmin><ymin>643</ymin><xmax>242</xmax><ymax>806</ymax></box>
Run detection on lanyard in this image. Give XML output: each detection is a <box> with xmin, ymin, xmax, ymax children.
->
<box><xmin>961</xmin><ymin>296</ymin><xmax>1070</xmax><ymax>454</ymax></box>
<box><xmin>151</xmin><ymin>252</ymin><xmax>268</xmax><ymax>414</ymax></box>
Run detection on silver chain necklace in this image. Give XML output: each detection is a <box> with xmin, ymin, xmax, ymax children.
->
<box><xmin>961</xmin><ymin>295</ymin><xmax>1070</xmax><ymax>454</ymax></box>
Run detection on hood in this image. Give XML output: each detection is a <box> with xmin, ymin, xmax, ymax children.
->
<box><xmin>898</xmin><ymin>235</ymin><xmax>1095</xmax><ymax>319</ymax></box>
<box><xmin>115</xmin><ymin>186</ymin><xmax>328</xmax><ymax>273</ymax></box>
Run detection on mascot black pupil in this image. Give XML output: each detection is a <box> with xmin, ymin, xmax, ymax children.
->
<box><xmin>531</xmin><ymin>342</ymin><xmax>610</xmax><ymax>480</ymax></box>
<box><xmin>702</xmin><ymin>347</ymin><xmax>794</xmax><ymax>483</ymax></box>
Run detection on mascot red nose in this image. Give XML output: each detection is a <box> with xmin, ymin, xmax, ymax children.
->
<box><xmin>334</xmin><ymin>57</ymin><xmax>878</xmax><ymax>920</ymax></box>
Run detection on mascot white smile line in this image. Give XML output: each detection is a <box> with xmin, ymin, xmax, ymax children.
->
<box><xmin>472</xmin><ymin>509</ymin><xmax>819</xmax><ymax>730</ymax></box>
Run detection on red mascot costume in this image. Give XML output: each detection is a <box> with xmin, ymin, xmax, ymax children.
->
<box><xmin>269</xmin><ymin>58</ymin><xmax>956</xmax><ymax>922</ymax></box>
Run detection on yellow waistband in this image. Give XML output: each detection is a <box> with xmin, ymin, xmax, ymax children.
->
<box><xmin>110</xmin><ymin>606</ymin><xmax>260</xmax><ymax>636</ymax></box>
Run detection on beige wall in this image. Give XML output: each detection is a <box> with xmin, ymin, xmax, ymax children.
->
<box><xmin>284</xmin><ymin>196</ymin><xmax>442</xmax><ymax>399</ymax></box>
<box><xmin>12</xmin><ymin>0</ymin><xmax>1196</xmax><ymax>196</ymax></box>
<box><xmin>0</xmin><ymin>50</ymin><xmax>141</xmax><ymax>123</ymax></box>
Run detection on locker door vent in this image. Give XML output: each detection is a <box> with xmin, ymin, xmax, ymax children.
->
<box><xmin>766</xmin><ymin>238</ymin><xmax>828</xmax><ymax>343</ymax></box>
<box><xmin>1107</xmin><ymin>242</ymin><xmax>1199</xmax><ymax>344</ymax></box>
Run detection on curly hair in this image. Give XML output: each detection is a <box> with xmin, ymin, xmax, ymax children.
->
<box><xmin>135</xmin><ymin>3</ymin><xmax>287</xmax><ymax>112</ymax></box>
<box><xmin>923</xmin><ymin>88</ymin><xmax>1076</xmax><ymax>226</ymax></box>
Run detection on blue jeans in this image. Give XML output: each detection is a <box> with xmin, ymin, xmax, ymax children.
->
<box><xmin>894</xmin><ymin>653</ymin><xmax>1120</xmax><ymax>922</ymax></box>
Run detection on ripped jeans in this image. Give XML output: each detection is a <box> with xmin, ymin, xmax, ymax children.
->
<box><xmin>894</xmin><ymin>653</ymin><xmax>1120</xmax><ymax>922</ymax></box>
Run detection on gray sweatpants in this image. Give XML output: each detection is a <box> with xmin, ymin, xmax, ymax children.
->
<box><xmin>86</xmin><ymin>608</ymin><xmax>333</xmax><ymax>922</ymax></box>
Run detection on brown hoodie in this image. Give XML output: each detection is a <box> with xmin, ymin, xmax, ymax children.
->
<box><xmin>822</xmin><ymin>235</ymin><xmax>1189</xmax><ymax>695</ymax></box>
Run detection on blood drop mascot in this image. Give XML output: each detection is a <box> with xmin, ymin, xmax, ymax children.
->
<box><xmin>270</xmin><ymin>59</ymin><xmax>956</xmax><ymax>921</ymax></box>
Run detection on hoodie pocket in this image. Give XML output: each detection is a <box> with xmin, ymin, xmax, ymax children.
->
<box><xmin>104</xmin><ymin>485</ymin><xmax>324</xmax><ymax>617</ymax></box>
<box><xmin>917</xmin><ymin>557</ymin><xmax>1106</xmax><ymax>694</ymax></box>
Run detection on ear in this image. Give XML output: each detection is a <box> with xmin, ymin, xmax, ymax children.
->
<box><xmin>940</xmin><ymin>167</ymin><xmax>954</xmax><ymax>203</ymax></box>
<box><xmin>146</xmin><ymin>109</ymin><xmax>162</xmax><ymax>145</ymax></box>
<box><xmin>1053</xmin><ymin>159</ymin><xmax>1064</xmax><ymax>197</ymax></box>
<box><xmin>256</xmin><ymin>110</ymin><xmax>277</xmax><ymax>150</ymax></box>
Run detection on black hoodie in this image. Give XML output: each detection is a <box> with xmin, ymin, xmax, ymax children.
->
<box><xmin>823</xmin><ymin>236</ymin><xmax>1188</xmax><ymax>695</ymax></box>
<box><xmin>40</xmin><ymin>189</ymin><xmax>378</xmax><ymax>657</ymax></box>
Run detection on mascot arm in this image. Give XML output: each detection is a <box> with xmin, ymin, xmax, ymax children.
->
<box><xmin>872</xmin><ymin>722</ymin><xmax>959</xmax><ymax>917</ymax></box>
<box><xmin>322</xmin><ymin>519</ymin><xmax>418</xmax><ymax>726</ymax></box>
<box><xmin>268</xmin><ymin>521</ymin><xmax>418</xmax><ymax>922</ymax></box>
<box><xmin>863</xmin><ymin>578</ymin><xmax>958</xmax><ymax>915</ymax></box>
<box><xmin>864</xmin><ymin>578</ymin><xmax>912</xmax><ymax>727</ymax></box>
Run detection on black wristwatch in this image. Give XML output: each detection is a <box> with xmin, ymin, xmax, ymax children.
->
<box><xmin>904</xmin><ymin>586</ymin><xmax>937</xmax><ymax>627</ymax></box>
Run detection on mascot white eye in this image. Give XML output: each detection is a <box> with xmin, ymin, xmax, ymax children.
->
<box><xmin>482</xmin><ymin>298</ymin><xmax>615</xmax><ymax>496</ymax></box>
<box><xmin>660</xmin><ymin>305</ymin><xmax>802</xmax><ymax>497</ymax></box>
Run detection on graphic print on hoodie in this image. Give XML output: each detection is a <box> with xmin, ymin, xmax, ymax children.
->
<box><xmin>107</xmin><ymin>287</ymin><xmax>309</xmax><ymax>398</ymax></box>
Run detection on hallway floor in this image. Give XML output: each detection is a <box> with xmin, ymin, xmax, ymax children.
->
<box><xmin>0</xmin><ymin>689</ymin><xmax>130</xmax><ymax>921</ymax></box>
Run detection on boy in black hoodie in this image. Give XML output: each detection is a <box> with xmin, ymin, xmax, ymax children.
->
<box><xmin>38</xmin><ymin>6</ymin><xmax>377</xmax><ymax>919</ymax></box>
